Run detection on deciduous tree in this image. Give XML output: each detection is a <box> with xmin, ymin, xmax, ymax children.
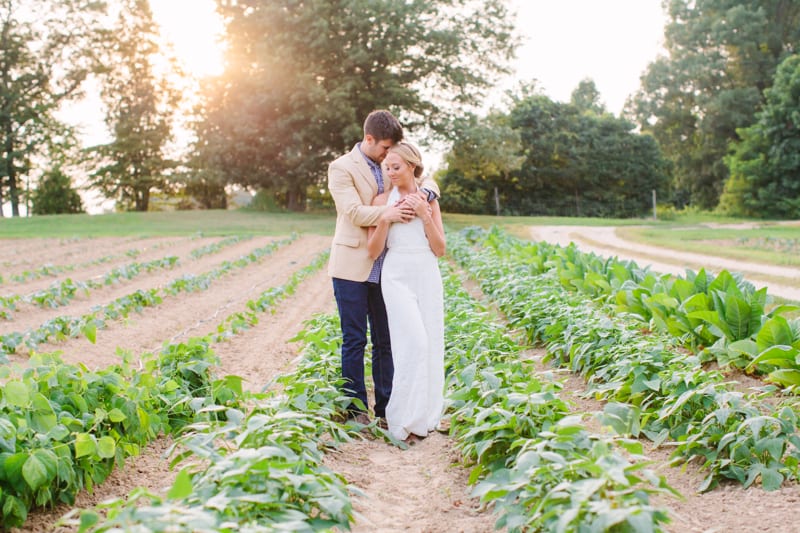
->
<box><xmin>720</xmin><ymin>54</ymin><xmax>800</xmax><ymax>218</ymax></box>
<box><xmin>89</xmin><ymin>0</ymin><xmax>181</xmax><ymax>212</ymax></box>
<box><xmin>441</xmin><ymin>112</ymin><xmax>523</xmax><ymax>215</ymax></box>
<box><xmin>627</xmin><ymin>0</ymin><xmax>800</xmax><ymax>210</ymax></box>
<box><xmin>195</xmin><ymin>0</ymin><xmax>516</xmax><ymax>211</ymax></box>
<box><xmin>0</xmin><ymin>0</ymin><xmax>104</xmax><ymax>216</ymax></box>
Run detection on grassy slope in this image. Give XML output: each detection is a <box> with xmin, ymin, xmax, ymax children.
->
<box><xmin>3</xmin><ymin>209</ymin><xmax>798</xmax><ymax>269</ymax></box>
<box><xmin>0</xmin><ymin>210</ymin><xmax>335</xmax><ymax>238</ymax></box>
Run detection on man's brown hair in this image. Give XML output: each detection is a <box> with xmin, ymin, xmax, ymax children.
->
<box><xmin>363</xmin><ymin>110</ymin><xmax>404</xmax><ymax>143</ymax></box>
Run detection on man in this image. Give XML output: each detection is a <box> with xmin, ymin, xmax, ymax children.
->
<box><xmin>327</xmin><ymin>109</ymin><xmax>439</xmax><ymax>424</ymax></box>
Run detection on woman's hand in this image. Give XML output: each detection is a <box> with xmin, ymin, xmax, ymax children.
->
<box><xmin>401</xmin><ymin>192</ymin><xmax>432</xmax><ymax>220</ymax></box>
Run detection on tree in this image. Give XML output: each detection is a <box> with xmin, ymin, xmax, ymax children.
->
<box><xmin>570</xmin><ymin>78</ymin><xmax>606</xmax><ymax>114</ymax></box>
<box><xmin>439</xmin><ymin>82</ymin><xmax>669</xmax><ymax>218</ymax></box>
<box><xmin>441</xmin><ymin>112</ymin><xmax>523</xmax><ymax>215</ymax></box>
<box><xmin>720</xmin><ymin>54</ymin><xmax>800</xmax><ymax>218</ymax></box>
<box><xmin>510</xmin><ymin>90</ymin><xmax>668</xmax><ymax>217</ymax></box>
<box><xmin>0</xmin><ymin>0</ymin><xmax>105</xmax><ymax>216</ymax></box>
<box><xmin>89</xmin><ymin>0</ymin><xmax>181</xmax><ymax>212</ymax></box>
<box><xmin>195</xmin><ymin>0</ymin><xmax>516</xmax><ymax>211</ymax></box>
<box><xmin>31</xmin><ymin>166</ymin><xmax>83</xmax><ymax>214</ymax></box>
<box><xmin>626</xmin><ymin>0</ymin><xmax>800</xmax><ymax>210</ymax></box>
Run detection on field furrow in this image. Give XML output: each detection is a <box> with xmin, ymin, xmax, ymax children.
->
<box><xmin>1</xmin><ymin>236</ymin><xmax>198</xmax><ymax>295</ymax></box>
<box><xmin>2</xmin><ymin>236</ymin><xmax>157</xmax><ymax>276</ymax></box>
<box><xmin>4</xmin><ymin>235</ymin><xmax>328</xmax><ymax>368</ymax></box>
<box><xmin>0</xmin><ymin>236</ymin><xmax>279</xmax><ymax>347</ymax></box>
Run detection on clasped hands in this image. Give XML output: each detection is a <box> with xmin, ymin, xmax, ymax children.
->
<box><xmin>384</xmin><ymin>191</ymin><xmax>431</xmax><ymax>223</ymax></box>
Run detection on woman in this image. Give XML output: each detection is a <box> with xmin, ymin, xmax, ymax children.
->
<box><xmin>367</xmin><ymin>141</ymin><xmax>446</xmax><ymax>443</ymax></box>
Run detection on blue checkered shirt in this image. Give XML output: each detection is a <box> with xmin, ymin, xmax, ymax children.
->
<box><xmin>360</xmin><ymin>143</ymin><xmax>387</xmax><ymax>283</ymax></box>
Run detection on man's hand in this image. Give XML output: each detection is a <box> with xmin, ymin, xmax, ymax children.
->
<box><xmin>401</xmin><ymin>192</ymin><xmax>433</xmax><ymax>219</ymax></box>
<box><xmin>383</xmin><ymin>201</ymin><xmax>415</xmax><ymax>223</ymax></box>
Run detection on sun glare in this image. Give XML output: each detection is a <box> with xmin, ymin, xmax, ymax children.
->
<box><xmin>150</xmin><ymin>0</ymin><xmax>225</xmax><ymax>78</ymax></box>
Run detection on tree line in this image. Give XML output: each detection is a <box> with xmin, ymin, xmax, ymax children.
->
<box><xmin>2</xmin><ymin>0</ymin><xmax>799</xmax><ymax>219</ymax></box>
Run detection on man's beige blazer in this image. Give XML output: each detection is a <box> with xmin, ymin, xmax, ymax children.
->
<box><xmin>327</xmin><ymin>144</ymin><xmax>439</xmax><ymax>282</ymax></box>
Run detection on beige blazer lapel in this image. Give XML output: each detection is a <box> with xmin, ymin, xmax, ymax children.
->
<box><xmin>348</xmin><ymin>146</ymin><xmax>379</xmax><ymax>197</ymax></box>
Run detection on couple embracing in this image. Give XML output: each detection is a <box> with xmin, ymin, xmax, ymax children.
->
<box><xmin>327</xmin><ymin>109</ymin><xmax>446</xmax><ymax>444</ymax></box>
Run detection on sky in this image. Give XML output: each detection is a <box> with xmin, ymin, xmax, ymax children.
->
<box><xmin>502</xmin><ymin>0</ymin><xmax>666</xmax><ymax>113</ymax></box>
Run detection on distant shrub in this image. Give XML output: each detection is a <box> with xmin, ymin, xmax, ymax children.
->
<box><xmin>32</xmin><ymin>167</ymin><xmax>84</xmax><ymax>215</ymax></box>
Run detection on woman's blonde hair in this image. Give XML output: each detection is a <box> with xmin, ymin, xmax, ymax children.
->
<box><xmin>383</xmin><ymin>141</ymin><xmax>424</xmax><ymax>193</ymax></box>
<box><xmin>389</xmin><ymin>141</ymin><xmax>424</xmax><ymax>178</ymax></box>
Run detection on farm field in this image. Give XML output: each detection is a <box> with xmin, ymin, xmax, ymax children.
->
<box><xmin>1</xmin><ymin>212</ymin><xmax>799</xmax><ymax>532</ymax></box>
<box><xmin>531</xmin><ymin>223</ymin><xmax>800</xmax><ymax>302</ymax></box>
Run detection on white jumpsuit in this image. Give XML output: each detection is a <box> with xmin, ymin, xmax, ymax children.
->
<box><xmin>381</xmin><ymin>187</ymin><xmax>445</xmax><ymax>440</ymax></box>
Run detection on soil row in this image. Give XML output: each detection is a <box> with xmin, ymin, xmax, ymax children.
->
<box><xmin>0</xmin><ymin>235</ymin><xmax>222</xmax><ymax>308</ymax></box>
<box><xmin>2</xmin><ymin>236</ymin><xmax>160</xmax><ymax>275</ymax></box>
<box><xmin>3</xmin><ymin>235</ymin><xmax>324</xmax><ymax>369</ymax></box>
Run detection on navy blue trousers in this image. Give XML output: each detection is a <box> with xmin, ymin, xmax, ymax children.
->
<box><xmin>332</xmin><ymin>278</ymin><xmax>393</xmax><ymax>417</ymax></box>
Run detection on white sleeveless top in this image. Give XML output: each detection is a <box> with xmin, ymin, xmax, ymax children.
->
<box><xmin>386</xmin><ymin>187</ymin><xmax>432</xmax><ymax>254</ymax></box>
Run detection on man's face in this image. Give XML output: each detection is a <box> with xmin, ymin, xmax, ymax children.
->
<box><xmin>362</xmin><ymin>135</ymin><xmax>394</xmax><ymax>163</ymax></box>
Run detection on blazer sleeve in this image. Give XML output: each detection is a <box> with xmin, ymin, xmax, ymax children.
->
<box><xmin>328</xmin><ymin>162</ymin><xmax>385</xmax><ymax>227</ymax></box>
<box><xmin>420</xmin><ymin>177</ymin><xmax>441</xmax><ymax>200</ymax></box>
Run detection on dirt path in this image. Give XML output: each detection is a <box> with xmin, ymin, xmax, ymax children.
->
<box><xmin>2</xmin><ymin>236</ymin><xmax>160</xmax><ymax>278</ymax></box>
<box><xmin>323</xmin><ymin>433</ymin><xmax>496</xmax><ymax>533</ymax></box>
<box><xmin>529</xmin><ymin>225</ymin><xmax>800</xmax><ymax>301</ymax></box>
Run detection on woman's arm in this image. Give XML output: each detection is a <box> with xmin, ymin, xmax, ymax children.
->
<box><xmin>420</xmin><ymin>200</ymin><xmax>446</xmax><ymax>257</ymax></box>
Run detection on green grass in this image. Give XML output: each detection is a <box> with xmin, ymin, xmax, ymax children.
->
<box><xmin>0</xmin><ymin>210</ymin><xmax>335</xmax><ymax>238</ymax></box>
<box><xmin>3</xmin><ymin>209</ymin><xmax>797</xmax><ymax>271</ymax></box>
<box><xmin>442</xmin><ymin>213</ymin><xmax>653</xmax><ymax>233</ymax></box>
<box><xmin>0</xmin><ymin>210</ymin><xmax>666</xmax><ymax>239</ymax></box>
<box><xmin>619</xmin><ymin>223</ymin><xmax>800</xmax><ymax>267</ymax></box>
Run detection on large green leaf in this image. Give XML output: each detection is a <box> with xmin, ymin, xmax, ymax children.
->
<box><xmin>747</xmin><ymin>345</ymin><xmax>798</xmax><ymax>369</ymax></box>
<box><xmin>722</xmin><ymin>293</ymin><xmax>752</xmax><ymax>340</ymax></box>
<box><xmin>747</xmin><ymin>287</ymin><xmax>768</xmax><ymax>334</ymax></box>
<box><xmin>167</xmin><ymin>468</ymin><xmax>194</xmax><ymax>500</ymax></box>
<box><xmin>756</xmin><ymin>316</ymin><xmax>794</xmax><ymax>351</ymax></box>
<box><xmin>3</xmin><ymin>381</ymin><xmax>30</xmax><ymax>408</ymax></box>
<box><xmin>74</xmin><ymin>433</ymin><xmax>96</xmax><ymax>458</ymax></box>
<box><xmin>22</xmin><ymin>450</ymin><xmax>57</xmax><ymax>490</ymax></box>
<box><xmin>766</xmin><ymin>369</ymin><xmax>800</xmax><ymax>387</ymax></box>
<box><xmin>688</xmin><ymin>310</ymin><xmax>732</xmax><ymax>340</ymax></box>
<box><xmin>96</xmin><ymin>436</ymin><xmax>116</xmax><ymax>459</ymax></box>
<box><xmin>708</xmin><ymin>270</ymin><xmax>741</xmax><ymax>298</ymax></box>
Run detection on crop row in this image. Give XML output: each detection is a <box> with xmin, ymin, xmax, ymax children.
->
<box><xmin>0</xmin><ymin>256</ymin><xmax>179</xmax><ymax>319</ymax></box>
<box><xmin>450</xmin><ymin>227</ymin><xmax>800</xmax><ymax>492</ymax></box>
<box><xmin>439</xmin><ymin>262</ymin><xmax>675</xmax><ymax>531</ymax></box>
<box><xmin>0</xmin><ymin>236</ymin><xmax>179</xmax><ymax>285</ymax></box>
<box><xmin>0</xmin><ymin>249</ymin><xmax>330</xmax><ymax>530</ymax></box>
<box><xmin>0</xmin><ymin>235</ymin><xmax>298</xmax><ymax>361</ymax></box>
<box><xmin>0</xmin><ymin>235</ymin><xmax>254</xmax><ymax>318</ymax></box>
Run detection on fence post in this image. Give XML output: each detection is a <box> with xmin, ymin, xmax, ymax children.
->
<box><xmin>652</xmin><ymin>189</ymin><xmax>657</xmax><ymax>220</ymax></box>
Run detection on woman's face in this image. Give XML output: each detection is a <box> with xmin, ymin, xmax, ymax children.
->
<box><xmin>383</xmin><ymin>152</ymin><xmax>414</xmax><ymax>187</ymax></box>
